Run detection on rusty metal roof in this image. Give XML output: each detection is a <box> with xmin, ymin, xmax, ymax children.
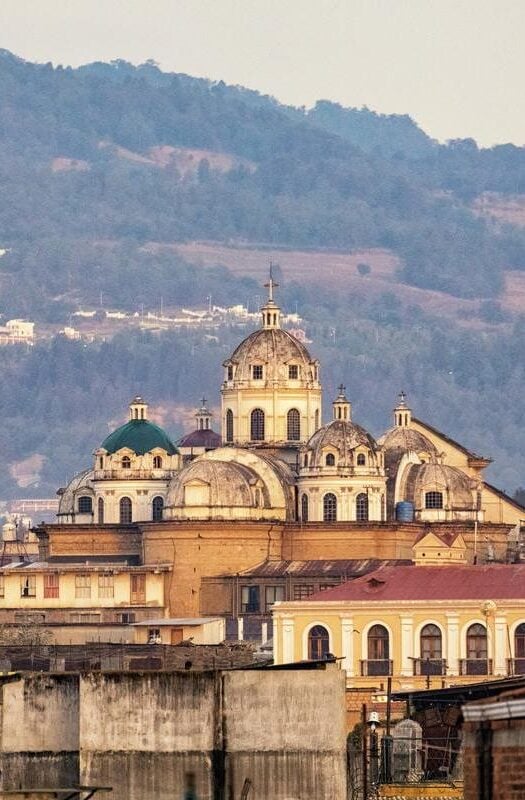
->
<box><xmin>238</xmin><ymin>558</ymin><xmax>411</xmax><ymax>578</ymax></box>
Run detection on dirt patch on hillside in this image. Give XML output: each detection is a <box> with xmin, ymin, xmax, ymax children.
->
<box><xmin>473</xmin><ymin>192</ymin><xmax>525</xmax><ymax>227</ymax></box>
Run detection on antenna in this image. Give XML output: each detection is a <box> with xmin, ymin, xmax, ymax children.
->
<box><xmin>264</xmin><ymin>262</ymin><xmax>279</xmax><ymax>302</ymax></box>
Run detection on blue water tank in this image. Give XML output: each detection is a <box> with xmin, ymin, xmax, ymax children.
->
<box><xmin>395</xmin><ymin>501</ymin><xmax>415</xmax><ymax>522</ymax></box>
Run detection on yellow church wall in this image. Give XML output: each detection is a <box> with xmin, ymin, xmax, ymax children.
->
<box><xmin>410</xmin><ymin>419</ymin><xmax>477</xmax><ymax>475</ymax></box>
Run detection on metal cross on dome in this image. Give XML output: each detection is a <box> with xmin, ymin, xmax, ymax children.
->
<box><xmin>264</xmin><ymin>262</ymin><xmax>279</xmax><ymax>301</ymax></box>
<box><xmin>338</xmin><ymin>384</ymin><xmax>346</xmax><ymax>397</ymax></box>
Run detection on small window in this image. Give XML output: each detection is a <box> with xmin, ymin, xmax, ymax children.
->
<box><xmin>226</xmin><ymin>409</ymin><xmax>234</xmax><ymax>443</ymax></box>
<box><xmin>99</xmin><ymin>456</ymin><xmax>104</xmax><ymax>469</ymax></box>
<box><xmin>293</xmin><ymin>584</ymin><xmax>314</xmax><ymax>600</ymax></box>
<box><xmin>130</xmin><ymin>573</ymin><xmax>146</xmax><ymax>604</ymax></box>
<box><xmin>121</xmin><ymin>456</ymin><xmax>131</xmax><ymax>470</ymax></box>
<box><xmin>356</xmin><ymin>492</ymin><xmax>369</xmax><ymax>522</ymax></box>
<box><xmin>15</xmin><ymin>611</ymin><xmax>45</xmax><ymax>624</ymax></box>
<box><xmin>301</xmin><ymin>493</ymin><xmax>309</xmax><ymax>522</ymax></box>
<box><xmin>98</xmin><ymin>573</ymin><xmax>114</xmax><ymax>599</ymax></box>
<box><xmin>303</xmin><ymin>453</ymin><xmax>308</xmax><ymax>468</ymax></box>
<box><xmin>0</xmin><ymin>575</ymin><xmax>4</xmax><ymax>597</ymax></box>
<box><xmin>98</xmin><ymin>497</ymin><xmax>104</xmax><ymax>524</ymax></box>
<box><xmin>356</xmin><ymin>453</ymin><xmax>366</xmax><ymax>466</ymax></box>
<box><xmin>308</xmin><ymin>625</ymin><xmax>330</xmax><ymax>660</ymax></box>
<box><xmin>152</xmin><ymin>496</ymin><xmax>164</xmax><ymax>522</ymax></box>
<box><xmin>78</xmin><ymin>495</ymin><xmax>93</xmax><ymax>514</ymax></box>
<box><xmin>227</xmin><ymin>365</ymin><xmax>233</xmax><ymax>381</ymax></box>
<box><xmin>70</xmin><ymin>612</ymin><xmax>100</xmax><ymax>624</ymax></box>
<box><xmin>323</xmin><ymin>493</ymin><xmax>337</xmax><ymax>522</ymax></box>
<box><xmin>265</xmin><ymin>585</ymin><xmax>285</xmax><ymax>609</ymax></box>
<box><xmin>319</xmin><ymin>583</ymin><xmax>336</xmax><ymax>592</ymax></box>
<box><xmin>287</xmin><ymin>408</ymin><xmax>300</xmax><ymax>441</ymax></box>
<box><xmin>288</xmin><ymin>364</ymin><xmax>299</xmax><ymax>380</ymax></box>
<box><xmin>44</xmin><ymin>573</ymin><xmax>59</xmax><ymax>599</ymax></box>
<box><xmin>119</xmin><ymin>497</ymin><xmax>132</xmax><ymax>524</ymax></box>
<box><xmin>75</xmin><ymin>573</ymin><xmax>91</xmax><ymax>599</ymax></box>
<box><xmin>252</xmin><ymin>364</ymin><xmax>263</xmax><ymax>380</ymax></box>
<box><xmin>325</xmin><ymin>453</ymin><xmax>335</xmax><ymax>467</ymax></box>
<box><xmin>20</xmin><ymin>575</ymin><xmax>36</xmax><ymax>598</ymax></box>
<box><xmin>425</xmin><ymin>491</ymin><xmax>443</xmax><ymax>509</ymax></box>
<box><xmin>241</xmin><ymin>585</ymin><xmax>260</xmax><ymax>613</ymax></box>
<box><xmin>118</xmin><ymin>612</ymin><xmax>136</xmax><ymax>624</ymax></box>
<box><xmin>153</xmin><ymin>455</ymin><xmax>162</xmax><ymax>469</ymax></box>
<box><xmin>250</xmin><ymin>408</ymin><xmax>265</xmax><ymax>441</ymax></box>
<box><xmin>148</xmin><ymin>627</ymin><xmax>161</xmax><ymax>643</ymax></box>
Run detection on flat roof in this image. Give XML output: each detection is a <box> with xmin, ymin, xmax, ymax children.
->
<box><xmin>132</xmin><ymin>617</ymin><xmax>223</xmax><ymax>627</ymax></box>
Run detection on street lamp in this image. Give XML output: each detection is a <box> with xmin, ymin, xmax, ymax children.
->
<box><xmin>367</xmin><ymin>712</ymin><xmax>381</xmax><ymax>786</ymax></box>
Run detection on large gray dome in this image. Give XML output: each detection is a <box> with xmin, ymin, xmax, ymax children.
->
<box><xmin>378</xmin><ymin>426</ymin><xmax>438</xmax><ymax>455</ymax></box>
<box><xmin>403</xmin><ymin>462</ymin><xmax>475</xmax><ymax>509</ymax></box>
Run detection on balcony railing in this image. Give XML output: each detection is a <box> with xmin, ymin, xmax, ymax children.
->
<box><xmin>459</xmin><ymin>658</ymin><xmax>493</xmax><ymax>676</ymax></box>
<box><xmin>360</xmin><ymin>659</ymin><xmax>393</xmax><ymax>677</ymax></box>
<box><xmin>413</xmin><ymin>658</ymin><xmax>447</xmax><ymax>676</ymax></box>
<box><xmin>507</xmin><ymin>658</ymin><xmax>525</xmax><ymax>675</ymax></box>
<box><xmin>93</xmin><ymin>469</ymin><xmax>171</xmax><ymax>481</ymax></box>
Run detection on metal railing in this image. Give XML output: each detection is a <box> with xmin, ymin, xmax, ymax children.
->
<box><xmin>507</xmin><ymin>657</ymin><xmax>525</xmax><ymax>675</ymax></box>
<box><xmin>459</xmin><ymin>658</ymin><xmax>492</xmax><ymax>675</ymax></box>
<box><xmin>93</xmin><ymin>469</ymin><xmax>172</xmax><ymax>480</ymax></box>
<box><xmin>413</xmin><ymin>658</ymin><xmax>447</xmax><ymax>676</ymax></box>
<box><xmin>360</xmin><ymin>659</ymin><xmax>393</xmax><ymax>677</ymax></box>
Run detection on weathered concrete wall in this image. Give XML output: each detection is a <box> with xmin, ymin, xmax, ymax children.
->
<box><xmin>223</xmin><ymin>667</ymin><xmax>347</xmax><ymax>799</ymax></box>
<box><xmin>0</xmin><ymin>675</ymin><xmax>79</xmax><ymax>790</ymax></box>
<box><xmin>80</xmin><ymin>672</ymin><xmax>216</xmax><ymax>800</ymax></box>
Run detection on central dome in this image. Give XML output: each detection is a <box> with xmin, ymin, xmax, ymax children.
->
<box><xmin>224</xmin><ymin>327</ymin><xmax>318</xmax><ymax>386</ymax></box>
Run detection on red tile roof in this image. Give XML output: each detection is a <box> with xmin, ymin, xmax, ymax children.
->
<box><xmin>305</xmin><ymin>564</ymin><xmax>525</xmax><ymax>603</ymax></box>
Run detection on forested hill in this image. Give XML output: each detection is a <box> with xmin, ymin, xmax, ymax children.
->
<box><xmin>2</xmin><ymin>49</ymin><xmax>525</xmax><ymax>317</ymax></box>
<box><xmin>0</xmin><ymin>50</ymin><xmax>525</xmax><ymax>501</ymax></box>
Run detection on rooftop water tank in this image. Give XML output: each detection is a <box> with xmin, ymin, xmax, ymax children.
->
<box><xmin>395</xmin><ymin>501</ymin><xmax>415</xmax><ymax>523</ymax></box>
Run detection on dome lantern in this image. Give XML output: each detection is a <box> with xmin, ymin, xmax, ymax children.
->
<box><xmin>332</xmin><ymin>384</ymin><xmax>351</xmax><ymax>422</ymax></box>
<box><xmin>129</xmin><ymin>395</ymin><xmax>148</xmax><ymax>421</ymax></box>
<box><xmin>394</xmin><ymin>391</ymin><xmax>412</xmax><ymax>428</ymax></box>
<box><xmin>261</xmin><ymin>265</ymin><xmax>281</xmax><ymax>330</ymax></box>
<box><xmin>195</xmin><ymin>397</ymin><xmax>212</xmax><ymax>431</ymax></box>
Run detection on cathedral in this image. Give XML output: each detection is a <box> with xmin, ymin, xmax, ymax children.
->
<box><xmin>57</xmin><ymin>278</ymin><xmax>522</xmax><ymax>529</ymax></box>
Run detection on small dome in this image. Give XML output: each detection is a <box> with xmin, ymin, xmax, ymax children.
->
<box><xmin>224</xmin><ymin>328</ymin><xmax>318</xmax><ymax>385</ymax></box>
<box><xmin>379</xmin><ymin>426</ymin><xmax>438</xmax><ymax>455</ymax></box>
<box><xmin>57</xmin><ymin>469</ymin><xmax>94</xmax><ymax>516</ymax></box>
<box><xmin>101</xmin><ymin>419</ymin><xmax>178</xmax><ymax>456</ymax></box>
<box><xmin>404</xmin><ymin>461</ymin><xmax>475</xmax><ymax>509</ymax></box>
<box><xmin>306</xmin><ymin>419</ymin><xmax>379</xmax><ymax>468</ymax></box>
<box><xmin>178</xmin><ymin>429</ymin><xmax>222</xmax><ymax>449</ymax></box>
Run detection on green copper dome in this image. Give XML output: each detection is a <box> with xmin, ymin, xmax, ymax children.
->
<box><xmin>101</xmin><ymin>419</ymin><xmax>178</xmax><ymax>456</ymax></box>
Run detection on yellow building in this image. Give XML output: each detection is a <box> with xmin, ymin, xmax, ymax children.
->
<box><xmin>272</xmin><ymin>563</ymin><xmax>525</xmax><ymax>692</ymax></box>
<box><xmin>0</xmin><ymin>561</ymin><xmax>171</xmax><ymax>643</ymax></box>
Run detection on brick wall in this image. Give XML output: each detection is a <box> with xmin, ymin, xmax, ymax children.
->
<box><xmin>463</xmin><ymin>712</ymin><xmax>525</xmax><ymax>800</ymax></box>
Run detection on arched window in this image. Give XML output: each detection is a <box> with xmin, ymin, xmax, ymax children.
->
<box><xmin>325</xmin><ymin>453</ymin><xmax>335</xmax><ymax>467</ymax></box>
<box><xmin>119</xmin><ymin>497</ymin><xmax>132</xmax><ymax>524</ymax></box>
<box><xmin>250</xmin><ymin>408</ymin><xmax>265</xmax><ymax>441</ymax></box>
<box><xmin>153</xmin><ymin>455</ymin><xmax>162</xmax><ymax>469</ymax></box>
<box><xmin>301</xmin><ymin>493</ymin><xmax>309</xmax><ymax>522</ymax></box>
<box><xmin>356</xmin><ymin>453</ymin><xmax>366</xmax><ymax>466</ymax></box>
<box><xmin>425</xmin><ymin>491</ymin><xmax>443</xmax><ymax>509</ymax></box>
<box><xmin>308</xmin><ymin>625</ymin><xmax>330</xmax><ymax>660</ymax></box>
<box><xmin>97</xmin><ymin>497</ymin><xmax>104</xmax><ymax>524</ymax></box>
<box><xmin>152</xmin><ymin>496</ymin><xmax>164</xmax><ymax>522</ymax></box>
<box><xmin>314</xmin><ymin>409</ymin><xmax>320</xmax><ymax>430</ymax></box>
<box><xmin>287</xmin><ymin>408</ymin><xmax>300</xmax><ymax>441</ymax></box>
<box><xmin>466</xmin><ymin>623</ymin><xmax>488</xmax><ymax>674</ymax></box>
<box><xmin>367</xmin><ymin>624</ymin><xmax>390</xmax><ymax>675</ymax></box>
<box><xmin>420</xmin><ymin>624</ymin><xmax>442</xmax><ymax>674</ymax></box>
<box><xmin>323</xmin><ymin>493</ymin><xmax>337</xmax><ymax>522</ymax></box>
<box><xmin>121</xmin><ymin>456</ymin><xmax>131</xmax><ymax>470</ymax></box>
<box><xmin>303</xmin><ymin>453</ymin><xmax>308</xmax><ymax>468</ymax></box>
<box><xmin>356</xmin><ymin>493</ymin><xmax>369</xmax><ymax>522</ymax></box>
<box><xmin>515</xmin><ymin>623</ymin><xmax>525</xmax><ymax>672</ymax></box>
<box><xmin>78</xmin><ymin>496</ymin><xmax>93</xmax><ymax>514</ymax></box>
<box><xmin>226</xmin><ymin>409</ymin><xmax>234</xmax><ymax>443</ymax></box>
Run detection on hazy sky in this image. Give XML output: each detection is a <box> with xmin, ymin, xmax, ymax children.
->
<box><xmin>1</xmin><ymin>0</ymin><xmax>524</xmax><ymax>146</ymax></box>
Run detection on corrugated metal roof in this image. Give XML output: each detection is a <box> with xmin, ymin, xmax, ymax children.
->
<box><xmin>239</xmin><ymin>559</ymin><xmax>411</xmax><ymax>577</ymax></box>
<box><xmin>305</xmin><ymin>564</ymin><xmax>525</xmax><ymax>602</ymax></box>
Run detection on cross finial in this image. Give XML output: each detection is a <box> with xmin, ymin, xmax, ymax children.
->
<box><xmin>201</xmin><ymin>396</ymin><xmax>207</xmax><ymax>408</ymax></box>
<box><xmin>264</xmin><ymin>262</ymin><xmax>279</xmax><ymax>302</ymax></box>
<box><xmin>338</xmin><ymin>383</ymin><xmax>346</xmax><ymax>397</ymax></box>
<box><xmin>398</xmin><ymin>390</ymin><xmax>407</xmax><ymax>407</ymax></box>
